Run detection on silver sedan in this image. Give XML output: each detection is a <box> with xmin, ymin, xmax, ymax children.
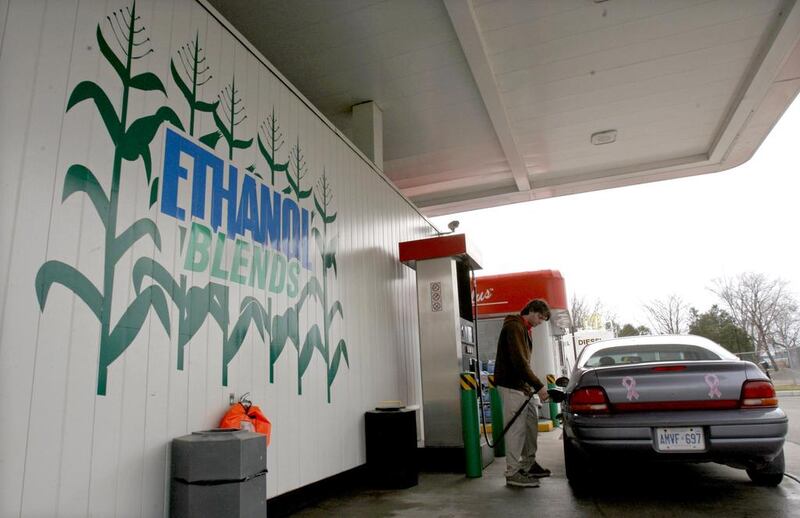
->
<box><xmin>553</xmin><ymin>335</ymin><xmax>788</xmax><ymax>487</ymax></box>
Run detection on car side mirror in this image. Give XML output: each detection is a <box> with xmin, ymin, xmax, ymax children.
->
<box><xmin>555</xmin><ymin>376</ymin><xmax>569</xmax><ymax>388</ymax></box>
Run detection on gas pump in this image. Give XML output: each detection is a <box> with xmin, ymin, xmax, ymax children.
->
<box><xmin>399</xmin><ymin>234</ymin><xmax>493</xmax><ymax>471</ymax></box>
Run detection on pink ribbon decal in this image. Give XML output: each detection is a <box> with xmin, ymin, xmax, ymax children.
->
<box><xmin>705</xmin><ymin>374</ymin><xmax>722</xmax><ymax>399</ymax></box>
<box><xmin>622</xmin><ymin>376</ymin><xmax>639</xmax><ymax>401</ymax></box>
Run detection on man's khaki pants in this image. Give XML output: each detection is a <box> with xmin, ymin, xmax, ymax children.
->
<box><xmin>498</xmin><ymin>386</ymin><xmax>539</xmax><ymax>477</ymax></box>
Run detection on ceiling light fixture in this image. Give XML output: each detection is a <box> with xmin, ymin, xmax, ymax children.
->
<box><xmin>591</xmin><ymin>129</ymin><xmax>617</xmax><ymax>145</ymax></box>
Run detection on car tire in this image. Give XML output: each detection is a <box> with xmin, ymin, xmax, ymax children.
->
<box><xmin>746</xmin><ymin>449</ymin><xmax>784</xmax><ymax>487</ymax></box>
<box><xmin>563</xmin><ymin>434</ymin><xmax>591</xmax><ymax>488</ymax></box>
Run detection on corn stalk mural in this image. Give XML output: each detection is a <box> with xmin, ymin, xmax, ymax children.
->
<box><xmin>267</xmin><ymin>135</ymin><xmax>320</xmax><ymax>394</ymax></box>
<box><xmin>257</xmin><ymin>108</ymin><xmax>289</xmax><ymax>186</ymax></box>
<box><xmin>34</xmin><ymin>3</ymin><xmax>182</xmax><ymax>395</ymax></box>
<box><xmin>33</xmin><ymin>1</ymin><xmax>349</xmax><ymax>401</ymax></box>
<box><xmin>213</xmin><ymin>77</ymin><xmax>253</xmax><ymax>161</ymax></box>
<box><xmin>311</xmin><ymin>171</ymin><xmax>349</xmax><ymax>403</ymax></box>
<box><xmin>284</xmin><ymin>136</ymin><xmax>312</xmax><ymax>200</ymax></box>
<box><xmin>170</xmin><ymin>31</ymin><xmax>220</xmax><ymax>147</ymax></box>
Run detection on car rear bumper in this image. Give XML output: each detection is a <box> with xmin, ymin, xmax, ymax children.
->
<box><xmin>564</xmin><ymin>408</ymin><xmax>787</xmax><ymax>465</ymax></box>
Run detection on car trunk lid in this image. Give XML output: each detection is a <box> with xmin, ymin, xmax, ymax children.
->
<box><xmin>594</xmin><ymin>361</ymin><xmax>747</xmax><ymax>411</ymax></box>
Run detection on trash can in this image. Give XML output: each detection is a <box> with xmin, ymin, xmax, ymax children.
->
<box><xmin>170</xmin><ymin>428</ymin><xmax>267</xmax><ymax>518</ymax></box>
<box><xmin>365</xmin><ymin>408</ymin><xmax>418</xmax><ymax>488</ymax></box>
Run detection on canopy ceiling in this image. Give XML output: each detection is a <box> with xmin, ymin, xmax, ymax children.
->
<box><xmin>206</xmin><ymin>0</ymin><xmax>800</xmax><ymax>216</ymax></box>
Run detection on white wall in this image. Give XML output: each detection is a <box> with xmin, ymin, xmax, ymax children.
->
<box><xmin>0</xmin><ymin>0</ymin><xmax>433</xmax><ymax>516</ymax></box>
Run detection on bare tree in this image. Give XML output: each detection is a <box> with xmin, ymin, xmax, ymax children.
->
<box><xmin>773</xmin><ymin>299</ymin><xmax>800</xmax><ymax>367</ymax></box>
<box><xmin>569</xmin><ymin>293</ymin><xmax>605</xmax><ymax>330</ymax></box>
<box><xmin>570</xmin><ymin>293</ymin><xmax>589</xmax><ymax>330</ymax></box>
<box><xmin>710</xmin><ymin>272</ymin><xmax>798</xmax><ymax>369</ymax></box>
<box><xmin>643</xmin><ymin>294</ymin><xmax>690</xmax><ymax>335</ymax></box>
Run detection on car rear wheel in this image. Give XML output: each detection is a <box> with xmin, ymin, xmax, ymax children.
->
<box><xmin>746</xmin><ymin>449</ymin><xmax>784</xmax><ymax>486</ymax></box>
<box><xmin>563</xmin><ymin>434</ymin><xmax>592</xmax><ymax>488</ymax></box>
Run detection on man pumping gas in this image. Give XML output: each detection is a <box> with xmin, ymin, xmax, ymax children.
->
<box><xmin>494</xmin><ymin>298</ymin><xmax>551</xmax><ymax>488</ymax></box>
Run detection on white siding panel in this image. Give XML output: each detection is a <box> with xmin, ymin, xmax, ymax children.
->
<box><xmin>0</xmin><ymin>2</ymin><xmax>58</xmax><ymax>514</ymax></box>
<box><xmin>1</xmin><ymin>0</ymin><xmax>433</xmax><ymax>515</ymax></box>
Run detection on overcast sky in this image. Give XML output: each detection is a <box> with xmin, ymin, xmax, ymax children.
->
<box><xmin>432</xmin><ymin>95</ymin><xmax>800</xmax><ymax>328</ymax></box>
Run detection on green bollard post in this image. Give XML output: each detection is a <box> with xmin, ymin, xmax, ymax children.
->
<box><xmin>546</xmin><ymin>374</ymin><xmax>559</xmax><ymax>427</ymax></box>
<box><xmin>460</xmin><ymin>372</ymin><xmax>482</xmax><ymax>478</ymax></box>
<box><xmin>487</xmin><ymin>375</ymin><xmax>505</xmax><ymax>457</ymax></box>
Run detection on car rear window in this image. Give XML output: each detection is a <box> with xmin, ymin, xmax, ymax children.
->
<box><xmin>583</xmin><ymin>343</ymin><xmax>721</xmax><ymax>367</ymax></box>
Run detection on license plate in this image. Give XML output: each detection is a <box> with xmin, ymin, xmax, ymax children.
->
<box><xmin>655</xmin><ymin>427</ymin><xmax>705</xmax><ymax>452</ymax></box>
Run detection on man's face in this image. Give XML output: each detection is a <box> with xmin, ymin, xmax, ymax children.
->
<box><xmin>526</xmin><ymin>311</ymin><xmax>548</xmax><ymax>328</ymax></box>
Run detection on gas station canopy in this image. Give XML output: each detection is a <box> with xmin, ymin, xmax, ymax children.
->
<box><xmin>207</xmin><ymin>0</ymin><xmax>800</xmax><ymax>217</ymax></box>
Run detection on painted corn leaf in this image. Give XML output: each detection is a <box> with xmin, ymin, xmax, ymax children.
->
<box><xmin>287</xmin><ymin>305</ymin><xmax>299</xmax><ymax>345</ymax></box>
<box><xmin>329</xmin><ymin>338</ymin><xmax>350</xmax><ymax>383</ymax></box>
<box><xmin>299</xmin><ymin>324</ymin><xmax>322</xmax><ymax>379</ymax></box>
<box><xmin>207</xmin><ymin>282</ymin><xmax>231</xmax><ymax>332</ymax></box>
<box><xmin>120</xmin><ymin>106</ymin><xmax>184</xmax><ymax>179</ymax></box>
<box><xmin>106</xmin><ymin>286</ymin><xmax>171</xmax><ymax>366</ymax></box>
<box><xmin>313</xmin><ymin>194</ymin><xmax>335</xmax><ymax>223</ymax></box>
<box><xmin>129</xmin><ymin>72</ymin><xmax>166</xmax><ymax>94</ymax></box>
<box><xmin>222</xmin><ymin>299</ymin><xmax>266</xmax><ymax>386</ymax></box>
<box><xmin>233</xmin><ymin>137</ymin><xmax>253</xmax><ymax>150</ymax></box>
<box><xmin>286</xmin><ymin>174</ymin><xmax>299</xmax><ymax>193</ymax></box>
<box><xmin>95</xmin><ymin>25</ymin><xmax>126</xmax><ymax>83</ymax></box>
<box><xmin>297</xmin><ymin>276</ymin><xmax>322</xmax><ymax>311</ymax></box>
<box><xmin>328</xmin><ymin>301</ymin><xmax>343</xmax><ymax>325</ymax></box>
<box><xmin>35</xmin><ymin>260</ymin><xmax>102</xmax><ymax>320</ymax></box>
<box><xmin>199</xmin><ymin>130</ymin><xmax>222</xmax><ymax>149</ymax></box>
<box><xmin>195</xmin><ymin>100</ymin><xmax>218</xmax><ymax>113</ymax></box>
<box><xmin>121</xmin><ymin>106</ymin><xmax>184</xmax><ymax>158</ymax></box>
<box><xmin>326</xmin><ymin>236</ymin><xmax>338</xmax><ymax>256</ymax></box>
<box><xmin>149</xmin><ymin>177</ymin><xmax>159</xmax><ymax>207</ymax></box>
<box><xmin>182</xmin><ymin>285</ymin><xmax>215</xmax><ymax>341</ymax></box>
<box><xmin>212</xmin><ymin>109</ymin><xmax>233</xmax><ymax>145</ymax></box>
<box><xmin>170</xmin><ymin>59</ymin><xmax>192</xmax><ymax>103</ymax></box>
<box><xmin>313</xmin><ymin>194</ymin><xmax>325</xmax><ymax>219</ymax></box>
<box><xmin>141</xmin><ymin>147</ymin><xmax>152</xmax><ymax>183</ymax></box>
<box><xmin>322</xmin><ymin>210</ymin><xmax>337</xmax><ymax>225</ymax></box>
<box><xmin>111</xmin><ymin>218</ymin><xmax>162</xmax><ymax>265</ymax></box>
<box><xmin>62</xmin><ymin>164</ymin><xmax>109</xmax><ymax>227</ymax></box>
<box><xmin>257</xmin><ymin>134</ymin><xmax>288</xmax><ymax>172</ymax></box>
<box><xmin>132</xmin><ymin>257</ymin><xmax>184</xmax><ymax>304</ymax></box>
<box><xmin>97</xmin><ymin>285</ymin><xmax>171</xmax><ymax>395</ymax></box>
<box><xmin>270</xmin><ymin>306</ymin><xmax>295</xmax><ymax>364</ymax></box>
<box><xmin>67</xmin><ymin>81</ymin><xmax>121</xmax><ymax>145</ymax></box>
<box><xmin>323</xmin><ymin>252</ymin><xmax>337</xmax><ymax>276</ymax></box>
<box><xmin>240</xmin><ymin>296</ymin><xmax>268</xmax><ymax>340</ymax></box>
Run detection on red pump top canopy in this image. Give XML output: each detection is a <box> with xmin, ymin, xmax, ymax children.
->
<box><xmin>475</xmin><ymin>270</ymin><xmax>568</xmax><ymax>318</ymax></box>
<box><xmin>398</xmin><ymin>234</ymin><xmax>482</xmax><ymax>270</ymax></box>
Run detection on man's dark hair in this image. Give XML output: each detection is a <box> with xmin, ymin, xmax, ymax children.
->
<box><xmin>521</xmin><ymin>298</ymin><xmax>550</xmax><ymax>320</ymax></box>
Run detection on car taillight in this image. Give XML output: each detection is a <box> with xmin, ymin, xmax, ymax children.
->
<box><xmin>569</xmin><ymin>387</ymin><xmax>609</xmax><ymax>414</ymax></box>
<box><xmin>740</xmin><ymin>380</ymin><xmax>778</xmax><ymax>408</ymax></box>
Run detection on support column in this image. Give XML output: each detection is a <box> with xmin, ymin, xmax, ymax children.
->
<box><xmin>351</xmin><ymin>100</ymin><xmax>383</xmax><ymax>170</ymax></box>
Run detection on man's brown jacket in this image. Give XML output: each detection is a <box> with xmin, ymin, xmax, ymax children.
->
<box><xmin>494</xmin><ymin>315</ymin><xmax>544</xmax><ymax>393</ymax></box>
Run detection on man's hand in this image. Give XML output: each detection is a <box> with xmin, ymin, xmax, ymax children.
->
<box><xmin>537</xmin><ymin>386</ymin><xmax>549</xmax><ymax>402</ymax></box>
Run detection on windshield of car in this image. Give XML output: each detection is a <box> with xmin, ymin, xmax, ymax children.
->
<box><xmin>583</xmin><ymin>343</ymin><xmax>721</xmax><ymax>368</ymax></box>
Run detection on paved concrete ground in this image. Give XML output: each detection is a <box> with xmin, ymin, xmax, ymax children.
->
<box><xmin>292</xmin><ymin>399</ymin><xmax>800</xmax><ymax>517</ymax></box>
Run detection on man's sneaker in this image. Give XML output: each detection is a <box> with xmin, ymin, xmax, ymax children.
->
<box><xmin>526</xmin><ymin>462</ymin><xmax>551</xmax><ymax>478</ymax></box>
<box><xmin>506</xmin><ymin>471</ymin><xmax>540</xmax><ymax>488</ymax></box>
